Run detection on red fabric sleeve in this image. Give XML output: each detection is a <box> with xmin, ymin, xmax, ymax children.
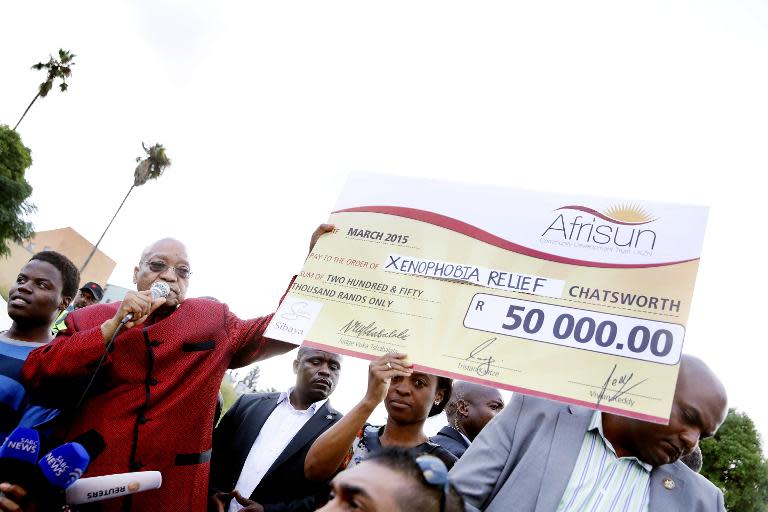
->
<box><xmin>227</xmin><ymin>276</ymin><xmax>296</xmax><ymax>369</ymax></box>
<box><xmin>21</xmin><ymin>312</ymin><xmax>112</xmax><ymax>406</ymax></box>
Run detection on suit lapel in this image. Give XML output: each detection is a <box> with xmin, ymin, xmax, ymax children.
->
<box><xmin>262</xmin><ymin>402</ymin><xmax>339</xmax><ymax>480</ymax></box>
<box><xmin>649</xmin><ymin>465</ymin><xmax>687</xmax><ymax>510</ymax></box>
<box><xmin>442</xmin><ymin>426</ymin><xmax>470</xmax><ymax>447</ymax></box>
<box><xmin>534</xmin><ymin>406</ymin><xmax>592</xmax><ymax>512</ymax></box>
<box><xmin>234</xmin><ymin>395</ymin><xmax>280</xmax><ymax>470</ymax></box>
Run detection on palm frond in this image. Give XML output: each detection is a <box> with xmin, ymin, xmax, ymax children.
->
<box><xmin>134</xmin><ymin>143</ymin><xmax>171</xmax><ymax>187</ymax></box>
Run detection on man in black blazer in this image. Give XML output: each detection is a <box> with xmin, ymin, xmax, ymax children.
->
<box><xmin>430</xmin><ymin>381</ymin><xmax>504</xmax><ymax>458</ymax></box>
<box><xmin>210</xmin><ymin>347</ymin><xmax>343</xmax><ymax>512</ymax></box>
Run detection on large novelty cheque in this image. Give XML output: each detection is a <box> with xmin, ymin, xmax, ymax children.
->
<box><xmin>265</xmin><ymin>173</ymin><xmax>708</xmax><ymax>423</ymax></box>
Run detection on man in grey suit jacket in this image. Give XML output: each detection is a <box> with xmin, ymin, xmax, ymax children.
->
<box><xmin>450</xmin><ymin>355</ymin><xmax>728</xmax><ymax>512</ymax></box>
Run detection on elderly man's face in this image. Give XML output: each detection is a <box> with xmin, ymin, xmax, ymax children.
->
<box><xmin>133</xmin><ymin>239</ymin><xmax>190</xmax><ymax>308</ymax></box>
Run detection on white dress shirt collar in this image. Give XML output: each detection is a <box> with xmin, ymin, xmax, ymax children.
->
<box><xmin>278</xmin><ymin>387</ymin><xmax>329</xmax><ymax>413</ymax></box>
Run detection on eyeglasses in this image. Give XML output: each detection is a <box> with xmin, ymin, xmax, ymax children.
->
<box><xmin>142</xmin><ymin>260</ymin><xmax>192</xmax><ymax>279</ymax></box>
<box><xmin>416</xmin><ymin>455</ymin><xmax>450</xmax><ymax>512</ymax></box>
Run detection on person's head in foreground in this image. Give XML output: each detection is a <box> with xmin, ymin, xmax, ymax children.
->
<box><xmin>445</xmin><ymin>381</ymin><xmax>504</xmax><ymax>441</ymax></box>
<box><xmin>603</xmin><ymin>354</ymin><xmax>728</xmax><ymax>466</ymax></box>
<box><xmin>318</xmin><ymin>447</ymin><xmax>465</xmax><ymax>512</ymax></box>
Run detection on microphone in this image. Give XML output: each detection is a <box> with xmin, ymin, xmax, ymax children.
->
<box><xmin>37</xmin><ymin>442</ymin><xmax>91</xmax><ymax>490</ymax></box>
<box><xmin>34</xmin><ymin>430</ymin><xmax>105</xmax><ymax>509</ymax></box>
<box><xmin>65</xmin><ymin>471</ymin><xmax>162</xmax><ymax>504</ymax></box>
<box><xmin>69</xmin><ymin>429</ymin><xmax>106</xmax><ymax>462</ymax></box>
<box><xmin>0</xmin><ymin>427</ymin><xmax>41</xmax><ymax>490</ymax></box>
<box><xmin>122</xmin><ymin>281</ymin><xmax>170</xmax><ymax>324</ymax></box>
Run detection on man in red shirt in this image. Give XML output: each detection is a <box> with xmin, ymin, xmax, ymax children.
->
<box><xmin>22</xmin><ymin>226</ymin><xmax>332</xmax><ymax>511</ymax></box>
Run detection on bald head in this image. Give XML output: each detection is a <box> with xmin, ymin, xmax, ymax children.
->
<box><xmin>447</xmin><ymin>381</ymin><xmax>504</xmax><ymax>440</ymax></box>
<box><xmin>133</xmin><ymin>238</ymin><xmax>191</xmax><ymax>309</ymax></box>
<box><xmin>674</xmin><ymin>354</ymin><xmax>728</xmax><ymax>435</ymax></box>
<box><xmin>678</xmin><ymin>354</ymin><xmax>727</xmax><ymax>409</ymax></box>
<box><xmin>140</xmin><ymin>238</ymin><xmax>188</xmax><ymax>263</ymax></box>
<box><xmin>603</xmin><ymin>354</ymin><xmax>728</xmax><ymax>467</ymax></box>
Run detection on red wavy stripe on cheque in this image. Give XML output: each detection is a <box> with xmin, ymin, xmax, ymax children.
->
<box><xmin>333</xmin><ymin>205</ymin><xmax>696</xmax><ymax>269</ymax></box>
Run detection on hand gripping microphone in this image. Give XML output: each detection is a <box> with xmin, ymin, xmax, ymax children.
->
<box><xmin>65</xmin><ymin>471</ymin><xmax>162</xmax><ymax>504</ymax></box>
<box><xmin>0</xmin><ymin>427</ymin><xmax>41</xmax><ymax>490</ymax></box>
<box><xmin>78</xmin><ymin>282</ymin><xmax>170</xmax><ymax>411</ymax></box>
<box><xmin>122</xmin><ymin>281</ymin><xmax>170</xmax><ymax>324</ymax></box>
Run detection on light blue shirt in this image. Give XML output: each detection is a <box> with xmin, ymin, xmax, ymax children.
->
<box><xmin>556</xmin><ymin>411</ymin><xmax>651</xmax><ymax>512</ymax></box>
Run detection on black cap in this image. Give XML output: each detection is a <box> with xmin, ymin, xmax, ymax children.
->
<box><xmin>80</xmin><ymin>282</ymin><xmax>104</xmax><ymax>301</ymax></box>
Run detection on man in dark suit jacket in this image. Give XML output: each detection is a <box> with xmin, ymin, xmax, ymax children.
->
<box><xmin>210</xmin><ymin>347</ymin><xmax>343</xmax><ymax>512</ymax></box>
<box><xmin>430</xmin><ymin>381</ymin><xmax>505</xmax><ymax>458</ymax></box>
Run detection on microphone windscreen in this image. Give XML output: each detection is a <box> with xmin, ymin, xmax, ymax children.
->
<box><xmin>38</xmin><ymin>442</ymin><xmax>91</xmax><ymax>490</ymax></box>
<box><xmin>150</xmin><ymin>281</ymin><xmax>170</xmax><ymax>299</ymax></box>
<box><xmin>122</xmin><ymin>282</ymin><xmax>170</xmax><ymax>323</ymax></box>
<box><xmin>65</xmin><ymin>471</ymin><xmax>162</xmax><ymax>504</ymax></box>
<box><xmin>0</xmin><ymin>427</ymin><xmax>42</xmax><ymax>489</ymax></box>
<box><xmin>0</xmin><ymin>427</ymin><xmax>40</xmax><ymax>465</ymax></box>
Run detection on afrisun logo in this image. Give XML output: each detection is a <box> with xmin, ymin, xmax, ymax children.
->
<box><xmin>540</xmin><ymin>203</ymin><xmax>658</xmax><ymax>255</ymax></box>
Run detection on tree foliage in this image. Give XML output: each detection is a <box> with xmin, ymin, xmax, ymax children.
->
<box><xmin>237</xmin><ymin>366</ymin><xmax>262</xmax><ymax>394</ymax></box>
<box><xmin>31</xmin><ymin>49</ymin><xmax>76</xmax><ymax>96</ymax></box>
<box><xmin>700</xmin><ymin>408</ymin><xmax>768</xmax><ymax>511</ymax></box>
<box><xmin>219</xmin><ymin>374</ymin><xmax>239</xmax><ymax>420</ymax></box>
<box><xmin>81</xmin><ymin>142</ymin><xmax>172</xmax><ymax>273</ymax></box>
<box><xmin>0</xmin><ymin>125</ymin><xmax>34</xmax><ymax>257</ymax></box>
<box><xmin>15</xmin><ymin>49</ymin><xmax>76</xmax><ymax>130</ymax></box>
<box><xmin>134</xmin><ymin>142</ymin><xmax>172</xmax><ymax>186</ymax></box>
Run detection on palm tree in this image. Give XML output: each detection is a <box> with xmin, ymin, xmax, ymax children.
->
<box><xmin>14</xmin><ymin>49</ymin><xmax>76</xmax><ymax>131</ymax></box>
<box><xmin>80</xmin><ymin>143</ymin><xmax>171</xmax><ymax>273</ymax></box>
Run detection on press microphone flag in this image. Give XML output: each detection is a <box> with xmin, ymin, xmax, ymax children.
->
<box><xmin>38</xmin><ymin>442</ymin><xmax>91</xmax><ymax>490</ymax></box>
<box><xmin>0</xmin><ymin>427</ymin><xmax>41</xmax><ymax>488</ymax></box>
<box><xmin>0</xmin><ymin>427</ymin><xmax>39</xmax><ymax>463</ymax></box>
<box><xmin>122</xmin><ymin>281</ymin><xmax>170</xmax><ymax>323</ymax></box>
<box><xmin>65</xmin><ymin>471</ymin><xmax>162</xmax><ymax>504</ymax></box>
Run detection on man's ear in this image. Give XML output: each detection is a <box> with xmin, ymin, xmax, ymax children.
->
<box><xmin>434</xmin><ymin>389</ymin><xmax>445</xmax><ymax>405</ymax></box>
<box><xmin>457</xmin><ymin>399</ymin><xmax>470</xmax><ymax>417</ymax></box>
<box><xmin>133</xmin><ymin>265</ymin><xmax>139</xmax><ymax>284</ymax></box>
<box><xmin>293</xmin><ymin>358</ymin><xmax>299</xmax><ymax>375</ymax></box>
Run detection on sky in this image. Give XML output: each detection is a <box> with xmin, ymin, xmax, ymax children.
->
<box><xmin>2</xmin><ymin>0</ymin><xmax>767</xmax><ymax>444</ymax></box>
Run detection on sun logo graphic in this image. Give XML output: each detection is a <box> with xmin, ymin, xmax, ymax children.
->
<box><xmin>602</xmin><ymin>203</ymin><xmax>656</xmax><ymax>225</ymax></box>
